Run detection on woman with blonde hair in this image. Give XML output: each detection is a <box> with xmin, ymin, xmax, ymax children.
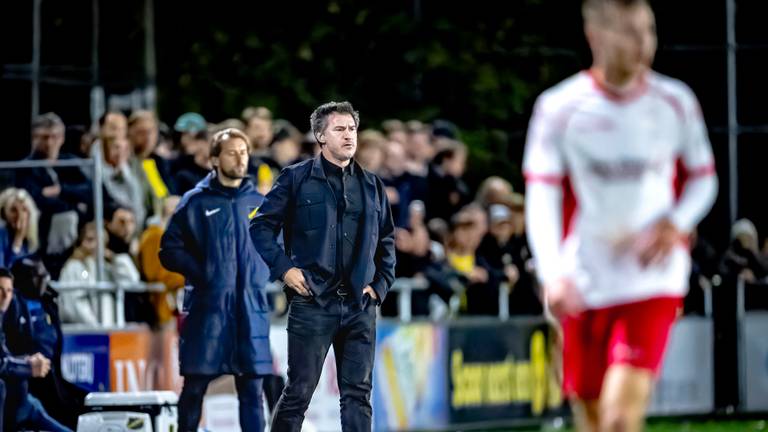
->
<box><xmin>0</xmin><ymin>187</ymin><xmax>40</xmax><ymax>267</ymax></box>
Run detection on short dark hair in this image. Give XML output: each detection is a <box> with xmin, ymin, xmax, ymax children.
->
<box><xmin>128</xmin><ymin>110</ymin><xmax>157</xmax><ymax>128</ymax></box>
<box><xmin>242</xmin><ymin>106</ymin><xmax>273</xmax><ymax>124</ymax></box>
<box><xmin>210</xmin><ymin>128</ymin><xmax>250</xmax><ymax>158</ymax></box>
<box><xmin>31</xmin><ymin>112</ymin><xmax>64</xmax><ymax>132</ymax></box>
<box><xmin>309</xmin><ymin>101</ymin><xmax>359</xmax><ymax>144</ymax></box>
<box><xmin>433</xmin><ymin>140</ymin><xmax>467</xmax><ymax>166</ymax></box>
<box><xmin>98</xmin><ymin>111</ymin><xmax>125</xmax><ymax>128</ymax></box>
<box><xmin>582</xmin><ymin>0</ymin><xmax>650</xmax><ymax>23</ymax></box>
<box><xmin>0</xmin><ymin>267</ymin><xmax>13</xmax><ymax>281</ymax></box>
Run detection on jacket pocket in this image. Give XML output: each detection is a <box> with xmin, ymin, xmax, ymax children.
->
<box><xmin>296</xmin><ymin>194</ymin><xmax>324</xmax><ymax>230</ymax></box>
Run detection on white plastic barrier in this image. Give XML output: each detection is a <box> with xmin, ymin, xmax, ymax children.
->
<box><xmin>647</xmin><ymin>317</ymin><xmax>715</xmax><ymax>415</ymax></box>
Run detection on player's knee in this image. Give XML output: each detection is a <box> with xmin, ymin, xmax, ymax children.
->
<box><xmin>599</xmin><ymin>404</ymin><xmax>643</xmax><ymax>432</ymax></box>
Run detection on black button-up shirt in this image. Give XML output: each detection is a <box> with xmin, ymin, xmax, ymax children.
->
<box><xmin>321</xmin><ymin>154</ymin><xmax>363</xmax><ymax>293</ymax></box>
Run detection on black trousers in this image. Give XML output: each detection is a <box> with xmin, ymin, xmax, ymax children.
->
<box><xmin>271</xmin><ymin>294</ymin><xmax>377</xmax><ymax>432</ymax></box>
<box><xmin>178</xmin><ymin>374</ymin><xmax>265</xmax><ymax>432</ymax></box>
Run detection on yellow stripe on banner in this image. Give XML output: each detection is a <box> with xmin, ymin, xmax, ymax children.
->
<box><xmin>142</xmin><ymin>159</ymin><xmax>169</xmax><ymax>199</ymax></box>
<box><xmin>249</xmin><ymin>207</ymin><xmax>259</xmax><ymax>220</ymax></box>
<box><xmin>382</xmin><ymin>347</ymin><xmax>408</xmax><ymax>428</ymax></box>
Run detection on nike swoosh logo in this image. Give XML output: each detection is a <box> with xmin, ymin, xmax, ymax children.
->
<box><xmin>205</xmin><ymin>208</ymin><xmax>221</xmax><ymax>217</ymax></box>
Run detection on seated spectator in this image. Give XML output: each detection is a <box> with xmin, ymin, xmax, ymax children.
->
<box><xmin>478</xmin><ymin>203</ymin><xmax>542</xmax><ymax>315</ymax></box>
<box><xmin>109</xmin><ymin>204</ymin><xmax>153</xmax><ymax>325</ymax></box>
<box><xmin>100</xmin><ymin>135</ymin><xmax>146</xmax><ymax>228</ymax></box>
<box><xmin>475</xmin><ymin>176</ymin><xmax>514</xmax><ymax>209</ymax></box>
<box><xmin>105</xmin><ymin>206</ymin><xmax>155</xmax><ymax>325</ymax></box>
<box><xmin>381</xmin><ymin>118</ymin><xmax>407</xmax><ymax>145</ymax></box>
<box><xmin>404</xmin><ymin>120</ymin><xmax>434</xmax><ymax>176</ymax></box>
<box><xmin>685</xmin><ymin>228</ymin><xmax>719</xmax><ymax>315</ymax></box>
<box><xmin>173</xmin><ymin>129</ymin><xmax>211</xmax><ymax>194</ymax></box>
<box><xmin>445</xmin><ymin>204</ymin><xmax>502</xmax><ymax>316</ymax></box>
<box><xmin>243</xmin><ymin>107</ymin><xmax>281</xmax><ymax>195</ymax></box>
<box><xmin>59</xmin><ymin>222</ymin><xmax>140</xmax><ymax>326</ymax></box>
<box><xmin>426</xmin><ymin>140</ymin><xmax>471</xmax><ymax>223</ymax></box>
<box><xmin>128</xmin><ymin>110</ymin><xmax>176</xmax><ymax>222</ymax></box>
<box><xmin>720</xmin><ymin>218</ymin><xmax>768</xmax><ymax>283</ymax></box>
<box><xmin>106</xmin><ymin>205</ymin><xmax>138</xmax><ymax>257</ymax></box>
<box><xmin>16</xmin><ymin>113</ymin><xmax>93</xmax><ymax>276</ymax></box>
<box><xmin>139</xmin><ymin>195</ymin><xmax>184</xmax><ymax>328</ymax></box>
<box><xmin>243</xmin><ymin>106</ymin><xmax>274</xmax><ymax>157</ymax></box>
<box><xmin>173</xmin><ymin>112</ymin><xmax>208</xmax><ymax>159</ymax></box>
<box><xmin>0</xmin><ymin>188</ymin><xmax>40</xmax><ymax>268</ymax></box>
<box><xmin>356</xmin><ymin>130</ymin><xmax>386</xmax><ymax>174</ymax></box>
<box><xmin>270</xmin><ymin>120</ymin><xmax>304</xmax><ymax>168</ymax></box>
<box><xmin>4</xmin><ymin>258</ymin><xmax>84</xmax><ymax>429</ymax></box>
<box><xmin>380</xmin><ymin>140</ymin><xmax>428</xmax><ymax>228</ymax></box>
<box><xmin>0</xmin><ymin>267</ymin><xmax>68</xmax><ymax>432</ymax></box>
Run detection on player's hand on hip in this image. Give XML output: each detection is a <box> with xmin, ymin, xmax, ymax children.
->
<box><xmin>544</xmin><ymin>277</ymin><xmax>583</xmax><ymax>318</ymax></box>
<box><xmin>283</xmin><ymin>267</ymin><xmax>311</xmax><ymax>297</ymax></box>
<box><xmin>637</xmin><ymin>218</ymin><xmax>683</xmax><ymax>267</ymax></box>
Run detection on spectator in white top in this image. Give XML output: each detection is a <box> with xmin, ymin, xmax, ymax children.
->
<box><xmin>58</xmin><ymin>222</ymin><xmax>140</xmax><ymax>326</ymax></box>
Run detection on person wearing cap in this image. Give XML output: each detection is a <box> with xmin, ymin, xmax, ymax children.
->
<box><xmin>478</xmin><ymin>201</ymin><xmax>542</xmax><ymax>315</ymax></box>
<box><xmin>160</xmin><ymin>128</ymin><xmax>272</xmax><ymax>431</ymax></box>
<box><xmin>173</xmin><ymin>112</ymin><xmax>208</xmax><ymax>155</ymax></box>
<box><xmin>250</xmin><ymin>101</ymin><xmax>396</xmax><ymax>431</ymax></box>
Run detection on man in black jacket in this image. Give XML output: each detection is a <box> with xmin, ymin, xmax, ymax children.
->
<box><xmin>0</xmin><ymin>267</ymin><xmax>70</xmax><ymax>432</ymax></box>
<box><xmin>250</xmin><ymin>101</ymin><xmax>396</xmax><ymax>432</ymax></box>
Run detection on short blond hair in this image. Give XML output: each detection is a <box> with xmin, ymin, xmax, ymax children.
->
<box><xmin>582</xmin><ymin>0</ymin><xmax>650</xmax><ymax>24</ymax></box>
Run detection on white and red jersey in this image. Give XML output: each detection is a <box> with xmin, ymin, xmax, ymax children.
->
<box><xmin>524</xmin><ymin>70</ymin><xmax>718</xmax><ymax>309</ymax></box>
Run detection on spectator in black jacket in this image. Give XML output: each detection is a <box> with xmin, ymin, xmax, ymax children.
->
<box><xmin>4</xmin><ymin>258</ymin><xmax>84</xmax><ymax>429</ymax></box>
<box><xmin>0</xmin><ymin>267</ymin><xmax>70</xmax><ymax>432</ymax></box>
<box><xmin>16</xmin><ymin>113</ymin><xmax>93</xmax><ymax>277</ymax></box>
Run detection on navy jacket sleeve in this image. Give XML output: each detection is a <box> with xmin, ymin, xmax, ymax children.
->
<box><xmin>159</xmin><ymin>200</ymin><xmax>205</xmax><ymax>285</ymax></box>
<box><xmin>0</xmin><ymin>352</ymin><xmax>32</xmax><ymax>378</ymax></box>
<box><xmin>370</xmin><ymin>177</ymin><xmax>396</xmax><ymax>302</ymax></box>
<box><xmin>0</xmin><ymin>312</ymin><xmax>32</xmax><ymax>378</ymax></box>
<box><xmin>250</xmin><ymin>167</ymin><xmax>296</xmax><ymax>282</ymax></box>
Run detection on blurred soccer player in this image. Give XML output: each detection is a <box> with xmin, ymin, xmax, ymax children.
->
<box><xmin>523</xmin><ymin>1</ymin><xmax>718</xmax><ymax>430</ymax></box>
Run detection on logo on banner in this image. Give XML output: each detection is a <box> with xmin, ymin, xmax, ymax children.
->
<box><xmin>450</xmin><ymin>330</ymin><xmax>561</xmax><ymax>415</ymax></box>
<box><xmin>62</xmin><ymin>353</ymin><xmax>95</xmax><ymax>384</ymax></box>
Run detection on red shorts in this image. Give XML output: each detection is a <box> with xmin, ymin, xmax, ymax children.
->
<box><xmin>561</xmin><ymin>296</ymin><xmax>682</xmax><ymax>400</ymax></box>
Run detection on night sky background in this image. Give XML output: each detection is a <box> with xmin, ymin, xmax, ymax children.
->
<box><xmin>2</xmin><ymin>0</ymin><xmax>768</xmax><ymax>251</ymax></box>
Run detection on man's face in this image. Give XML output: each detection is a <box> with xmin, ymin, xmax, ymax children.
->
<box><xmin>407</xmin><ymin>131</ymin><xmax>433</xmax><ymax>162</ymax></box>
<box><xmin>247</xmin><ymin>117</ymin><xmax>273</xmax><ymax>151</ymax></box>
<box><xmin>128</xmin><ymin>118</ymin><xmax>158</xmax><ymax>157</ymax></box>
<box><xmin>383</xmin><ymin>141</ymin><xmax>406</xmax><ymax>177</ymax></box>
<box><xmin>444</xmin><ymin>150</ymin><xmax>467</xmax><ymax>178</ymax></box>
<box><xmin>104</xmin><ymin>136</ymin><xmax>129</xmax><ymax>167</ymax></box>
<box><xmin>320</xmin><ymin>113</ymin><xmax>357</xmax><ymax>163</ymax></box>
<box><xmin>102</xmin><ymin>113</ymin><xmax>127</xmax><ymax>141</ymax></box>
<box><xmin>32</xmin><ymin>125</ymin><xmax>65</xmax><ymax>160</ymax></box>
<box><xmin>0</xmin><ymin>276</ymin><xmax>13</xmax><ymax>312</ymax></box>
<box><xmin>214</xmin><ymin>137</ymin><xmax>250</xmax><ymax>180</ymax></box>
<box><xmin>108</xmin><ymin>208</ymin><xmax>136</xmax><ymax>241</ymax></box>
<box><xmin>590</xmin><ymin>3</ymin><xmax>657</xmax><ymax>80</ymax></box>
